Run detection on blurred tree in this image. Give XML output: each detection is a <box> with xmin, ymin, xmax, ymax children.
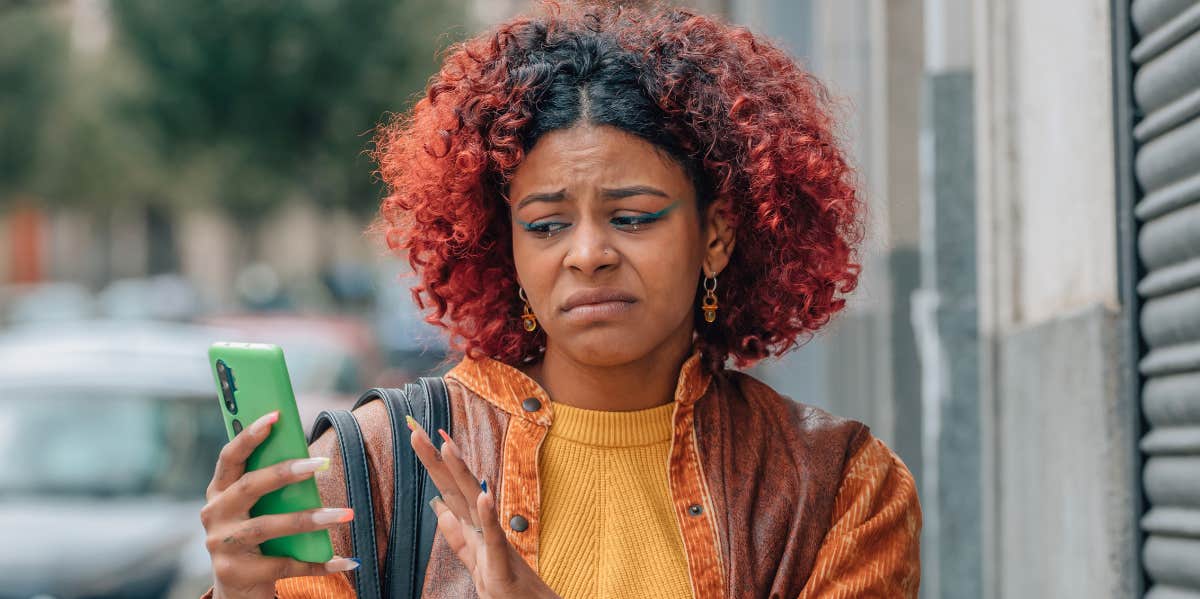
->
<box><xmin>0</xmin><ymin>3</ymin><xmax>67</xmax><ymax>204</ymax></box>
<box><xmin>109</xmin><ymin>0</ymin><xmax>467</xmax><ymax>217</ymax></box>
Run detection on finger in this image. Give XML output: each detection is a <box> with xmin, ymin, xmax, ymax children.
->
<box><xmin>407</xmin><ymin>418</ymin><xmax>474</xmax><ymax>523</ymax></box>
<box><xmin>260</xmin><ymin>554</ymin><xmax>362</xmax><ymax>579</ymax></box>
<box><xmin>477</xmin><ymin>488</ymin><xmax>514</xmax><ymax>582</ymax></box>
<box><xmin>208</xmin><ymin>411</ymin><xmax>279</xmax><ymax>499</ymax></box>
<box><xmin>212</xmin><ymin>455</ymin><xmax>331</xmax><ymax>517</ymax></box>
<box><xmin>209</xmin><ymin>507</ymin><xmax>354</xmax><ymax>551</ymax></box>
<box><xmin>436</xmin><ymin>431</ymin><xmax>484</xmax><ymax>527</ymax></box>
<box><xmin>431</xmin><ymin>496</ymin><xmax>476</xmax><ymax>570</ymax></box>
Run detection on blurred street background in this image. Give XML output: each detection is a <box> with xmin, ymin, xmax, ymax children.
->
<box><xmin>0</xmin><ymin>0</ymin><xmax>1193</xmax><ymax>598</ymax></box>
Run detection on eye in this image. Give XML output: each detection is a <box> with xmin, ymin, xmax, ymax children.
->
<box><xmin>519</xmin><ymin>220</ymin><xmax>570</xmax><ymax>238</ymax></box>
<box><xmin>610</xmin><ymin>213</ymin><xmax>662</xmax><ymax>231</ymax></box>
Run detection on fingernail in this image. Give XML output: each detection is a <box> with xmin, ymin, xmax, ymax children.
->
<box><xmin>438</xmin><ymin>429</ymin><xmax>452</xmax><ymax>445</ymax></box>
<box><xmin>428</xmin><ymin>496</ymin><xmax>444</xmax><ymax>512</ymax></box>
<box><xmin>326</xmin><ymin>557</ymin><xmax>360</xmax><ymax>572</ymax></box>
<box><xmin>292</xmin><ymin>457</ymin><xmax>330</xmax><ymax>474</ymax></box>
<box><xmin>313</xmin><ymin>508</ymin><xmax>354</xmax><ymax>525</ymax></box>
<box><xmin>405</xmin><ymin>415</ymin><xmax>417</xmax><ymax>431</ymax></box>
<box><xmin>256</xmin><ymin>411</ymin><xmax>280</xmax><ymax>430</ymax></box>
<box><xmin>480</xmin><ymin>479</ymin><xmax>488</xmax><ymax>494</ymax></box>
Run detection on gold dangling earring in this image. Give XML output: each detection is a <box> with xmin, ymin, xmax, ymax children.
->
<box><xmin>519</xmin><ymin>287</ymin><xmax>538</xmax><ymax>332</ymax></box>
<box><xmin>701</xmin><ymin>273</ymin><xmax>719</xmax><ymax>323</ymax></box>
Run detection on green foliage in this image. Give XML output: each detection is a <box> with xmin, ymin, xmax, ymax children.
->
<box><xmin>0</xmin><ymin>1</ymin><xmax>467</xmax><ymax>215</ymax></box>
<box><xmin>0</xmin><ymin>4</ymin><xmax>67</xmax><ymax>202</ymax></box>
<box><xmin>110</xmin><ymin>0</ymin><xmax>467</xmax><ymax>216</ymax></box>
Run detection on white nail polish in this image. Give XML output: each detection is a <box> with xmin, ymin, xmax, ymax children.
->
<box><xmin>291</xmin><ymin>457</ymin><xmax>330</xmax><ymax>475</ymax></box>
<box><xmin>312</xmin><ymin>508</ymin><xmax>353</xmax><ymax>525</ymax></box>
<box><xmin>326</xmin><ymin>557</ymin><xmax>361</xmax><ymax>572</ymax></box>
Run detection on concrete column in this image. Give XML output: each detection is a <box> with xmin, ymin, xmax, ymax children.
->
<box><xmin>913</xmin><ymin>2</ymin><xmax>980</xmax><ymax>597</ymax></box>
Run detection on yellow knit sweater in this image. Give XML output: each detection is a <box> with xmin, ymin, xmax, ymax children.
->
<box><xmin>538</xmin><ymin>400</ymin><xmax>693</xmax><ymax>599</ymax></box>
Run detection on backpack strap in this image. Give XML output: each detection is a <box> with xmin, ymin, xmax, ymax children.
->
<box><xmin>370</xmin><ymin>377</ymin><xmax>451</xmax><ymax>599</ymax></box>
<box><xmin>308</xmin><ymin>409</ymin><xmax>383</xmax><ymax>599</ymax></box>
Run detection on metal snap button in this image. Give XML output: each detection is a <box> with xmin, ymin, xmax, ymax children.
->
<box><xmin>509</xmin><ymin>514</ymin><xmax>530</xmax><ymax>532</ymax></box>
<box><xmin>521</xmin><ymin>397</ymin><xmax>542</xmax><ymax>412</ymax></box>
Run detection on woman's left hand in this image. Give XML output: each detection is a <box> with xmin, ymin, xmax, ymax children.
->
<box><xmin>407</xmin><ymin>416</ymin><xmax>560</xmax><ymax>599</ymax></box>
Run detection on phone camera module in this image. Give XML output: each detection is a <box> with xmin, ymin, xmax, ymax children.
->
<box><xmin>217</xmin><ymin>360</ymin><xmax>238</xmax><ymax>415</ymax></box>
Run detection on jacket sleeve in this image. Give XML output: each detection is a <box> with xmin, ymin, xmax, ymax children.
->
<box><xmin>199</xmin><ymin>400</ymin><xmax>396</xmax><ymax>599</ymax></box>
<box><xmin>796</xmin><ymin>434</ymin><xmax>922</xmax><ymax>599</ymax></box>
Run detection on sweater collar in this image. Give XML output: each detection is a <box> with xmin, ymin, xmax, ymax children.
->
<box><xmin>445</xmin><ymin>348</ymin><xmax>713</xmax><ymax>426</ymax></box>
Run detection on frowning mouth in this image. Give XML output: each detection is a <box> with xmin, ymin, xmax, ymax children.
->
<box><xmin>560</xmin><ymin>288</ymin><xmax>638</xmax><ymax>313</ymax></box>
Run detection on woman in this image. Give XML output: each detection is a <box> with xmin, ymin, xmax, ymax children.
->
<box><xmin>200</xmin><ymin>4</ymin><xmax>920</xmax><ymax>598</ymax></box>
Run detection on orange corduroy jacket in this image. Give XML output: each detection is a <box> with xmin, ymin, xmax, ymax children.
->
<box><xmin>202</xmin><ymin>350</ymin><xmax>921</xmax><ymax>598</ymax></box>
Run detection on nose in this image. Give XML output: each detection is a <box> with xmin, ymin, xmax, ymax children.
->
<box><xmin>562</xmin><ymin>218</ymin><xmax>619</xmax><ymax>275</ymax></box>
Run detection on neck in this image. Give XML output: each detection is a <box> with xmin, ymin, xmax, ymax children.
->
<box><xmin>528</xmin><ymin>329</ymin><xmax>695</xmax><ymax>412</ymax></box>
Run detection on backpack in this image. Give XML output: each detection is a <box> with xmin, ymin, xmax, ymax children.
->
<box><xmin>308</xmin><ymin>377</ymin><xmax>451</xmax><ymax>599</ymax></box>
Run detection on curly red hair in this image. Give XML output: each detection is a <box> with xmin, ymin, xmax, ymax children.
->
<box><xmin>370</xmin><ymin>4</ymin><xmax>863</xmax><ymax>369</ymax></box>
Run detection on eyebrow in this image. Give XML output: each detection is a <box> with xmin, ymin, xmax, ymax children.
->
<box><xmin>515</xmin><ymin>185</ymin><xmax>671</xmax><ymax>209</ymax></box>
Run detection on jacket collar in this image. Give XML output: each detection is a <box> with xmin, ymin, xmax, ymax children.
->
<box><xmin>445</xmin><ymin>348</ymin><xmax>713</xmax><ymax>425</ymax></box>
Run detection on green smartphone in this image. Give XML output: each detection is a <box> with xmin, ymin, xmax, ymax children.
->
<box><xmin>208</xmin><ymin>342</ymin><xmax>335</xmax><ymax>563</ymax></box>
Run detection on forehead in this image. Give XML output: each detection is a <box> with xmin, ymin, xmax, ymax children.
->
<box><xmin>509</xmin><ymin>125</ymin><xmax>694</xmax><ymax>199</ymax></box>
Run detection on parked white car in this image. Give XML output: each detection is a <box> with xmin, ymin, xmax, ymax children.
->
<box><xmin>0</xmin><ymin>321</ymin><xmax>234</xmax><ymax>599</ymax></box>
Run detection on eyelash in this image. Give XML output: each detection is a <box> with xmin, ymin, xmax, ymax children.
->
<box><xmin>520</xmin><ymin>213</ymin><xmax>665</xmax><ymax>238</ymax></box>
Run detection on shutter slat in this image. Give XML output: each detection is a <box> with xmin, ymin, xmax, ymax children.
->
<box><xmin>1134</xmin><ymin>112</ymin><xmax>1200</xmax><ymax>194</ymax></box>
<box><xmin>1134</xmin><ymin>29</ymin><xmax>1200</xmax><ymax>113</ymax></box>
<box><xmin>1134</xmin><ymin>87</ymin><xmax>1200</xmax><ymax>143</ymax></box>
<box><xmin>1140</xmin><ymin>343</ymin><xmax>1200</xmax><ymax>377</ymax></box>
<box><xmin>1142</xmin><ymin>427</ymin><xmax>1200</xmax><ymax>454</ymax></box>
<box><xmin>1145</xmin><ymin>536</ymin><xmax>1200</xmax><ymax>589</ymax></box>
<box><xmin>1138</xmin><ymin>200</ymin><xmax>1200</xmax><ymax>271</ymax></box>
<box><xmin>1133</xmin><ymin>0</ymin><xmax>1196</xmax><ymax>36</ymax></box>
<box><xmin>1143</xmin><ymin>507</ymin><xmax>1200</xmax><ymax>538</ymax></box>
<box><xmin>1134</xmin><ymin>170</ymin><xmax>1200</xmax><ymax>222</ymax></box>
<box><xmin>1146</xmin><ymin>584</ymin><xmax>1200</xmax><ymax>599</ymax></box>
<box><xmin>1143</xmin><ymin>372</ymin><xmax>1200</xmax><ymax>426</ymax></box>
<box><xmin>1133</xmin><ymin>3</ymin><xmax>1200</xmax><ymax>64</ymax></box>
<box><xmin>1138</xmin><ymin>255</ymin><xmax>1200</xmax><ymax>298</ymax></box>
<box><xmin>1144</xmin><ymin>456</ymin><xmax>1200</xmax><ymax>506</ymax></box>
<box><xmin>1140</xmin><ymin>287</ymin><xmax>1200</xmax><ymax>348</ymax></box>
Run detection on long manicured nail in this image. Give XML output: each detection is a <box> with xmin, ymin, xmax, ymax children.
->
<box><xmin>405</xmin><ymin>415</ymin><xmax>418</xmax><ymax>431</ymax></box>
<box><xmin>480</xmin><ymin>479</ymin><xmax>488</xmax><ymax>494</ymax></box>
<box><xmin>312</xmin><ymin>508</ymin><xmax>354</xmax><ymax>525</ymax></box>
<box><xmin>438</xmin><ymin>429</ymin><xmax>452</xmax><ymax>445</ymax></box>
<box><xmin>326</xmin><ymin>557</ymin><xmax>360</xmax><ymax>572</ymax></box>
<box><xmin>255</xmin><ymin>411</ymin><xmax>280</xmax><ymax>431</ymax></box>
<box><xmin>291</xmin><ymin>457</ymin><xmax>330</xmax><ymax>475</ymax></box>
<box><xmin>429</xmin><ymin>496</ymin><xmax>444</xmax><ymax>513</ymax></box>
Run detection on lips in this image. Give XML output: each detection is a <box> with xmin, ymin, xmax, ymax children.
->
<box><xmin>560</xmin><ymin>288</ymin><xmax>638</xmax><ymax>312</ymax></box>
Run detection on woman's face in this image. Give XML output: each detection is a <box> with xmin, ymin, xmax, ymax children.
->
<box><xmin>508</xmin><ymin>124</ymin><xmax>727</xmax><ymax>367</ymax></box>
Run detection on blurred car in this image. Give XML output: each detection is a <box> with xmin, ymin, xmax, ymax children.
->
<box><xmin>196</xmin><ymin>313</ymin><xmax>389</xmax><ymax>429</ymax></box>
<box><xmin>0</xmin><ymin>320</ymin><xmax>233</xmax><ymax>599</ymax></box>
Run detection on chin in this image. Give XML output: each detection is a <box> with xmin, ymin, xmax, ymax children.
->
<box><xmin>553</xmin><ymin>326</ymin><xmax>656</xmax><ymax>367</ymax></box>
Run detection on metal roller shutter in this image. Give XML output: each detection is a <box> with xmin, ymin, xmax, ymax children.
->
<box><xmin>1131</xmin><ymin>0</ymin><xmax>1200</xmax><ymax>596</ymax></box>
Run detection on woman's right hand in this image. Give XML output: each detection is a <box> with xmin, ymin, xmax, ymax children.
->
<box><xmin>200</xmin><ymin>410</ymin><xmax>361</xmax><ymax>599</ymax></box>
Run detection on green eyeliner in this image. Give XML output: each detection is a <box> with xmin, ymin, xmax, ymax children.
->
<box><xmin>517</xmin><ymin>199</ymin><xmax>681</xmax><ymax>232</ymax></box>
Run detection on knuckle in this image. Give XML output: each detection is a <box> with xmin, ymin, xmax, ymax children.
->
<box><xmin>231</xmin><ymin>475</ymin><xmax>255</xmax><ymax>499</ymax></box>
<box><xmin>199</xmin><ymin>503</ymin><xmax>215</xmax><ymax>529</ymax></box>
<box><xmin>212</xmin><ymin>556</ymin><xmax>237</xmax><ymax>581</ymax></box>
<box><xmin>204</xmin><ymin>532</ymin><xmax>225</xmax><ymax>554</ymax></box>
<box><xmin>293</xmin><ymin>510</ymin><xmax>311</xmax><ymax>531</ymax></box>
<box><xmin>274</xmin><ymin>560</ymin><xmax>293</xmax><ymax>581</ymax></box>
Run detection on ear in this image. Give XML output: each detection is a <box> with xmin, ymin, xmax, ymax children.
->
<box><xmin>701</xmin><ymin>198</ymin><xmax>736</xmax><ymax>276</ymax></box>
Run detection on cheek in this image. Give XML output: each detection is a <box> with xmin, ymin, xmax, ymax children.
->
<box><xmin>511</xmin><ymin>234</ymin><xmax>558</xmax><ymax>298</ymax></box>
<box><xmin>633</xmin><ymin>226</ymin><xmax>705</xmax><ymax>309</ymax></box>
